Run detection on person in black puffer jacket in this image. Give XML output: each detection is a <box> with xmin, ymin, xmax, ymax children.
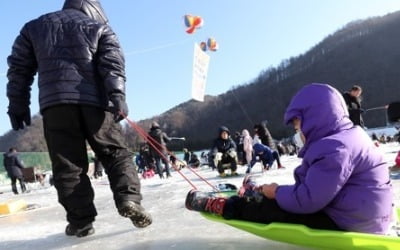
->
<box><xmin>148</xmin><ymin>121</ymin><xmax>172</xmax><ymax>179</ymax></box>
<box><xmin>210</xmin><ymin>126</ymin><xmax>238</xmax><ymax>177</ymax></box>
<box><xmin>6</xmin><ymin>0</ymin><xmax>151</xmax><ymax>237</ymax></box>
<box><xmin>342</xmin><ymin>85</ymin><xmax>364</xmax><ymax>127</ymax></box>
<box><xmin>3</xmin><ymin>148</ymin><xmax>27</xmax><ymax>194</ymax></box>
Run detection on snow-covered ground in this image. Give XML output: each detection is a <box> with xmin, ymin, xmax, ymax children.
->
<box><xmin>0</xmin><ymin>142</ymin><xmax>399</xmax><ymax>250</ymax></box>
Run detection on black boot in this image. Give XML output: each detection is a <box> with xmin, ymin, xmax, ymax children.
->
<box><xmin>117</xmin><ymin>201</ymin><xmax>152</xmax><ymax>228</ymax></box>
<box><xmin>185</xmin><ymin>190</ymin><xmax>226</xmax><ymax>215</ymax></box>
<box><xmin>65</xmin><ymin>223</ymin><xmax>95</xmax><ymax>237</ymax></box>
<box><xmin>11</xmin><ymin>183</ymin><xmax>18</xmax><ymax>195</ymax></box>
<box><xmin>20</xmin><ymin>181</ymin><xmax>27</xmax><ymax>193</ymax></box>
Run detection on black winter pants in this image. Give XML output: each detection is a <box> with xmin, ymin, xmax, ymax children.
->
<box><xmin>224</xmin><ymin>196</ymin><xmax>342</xmax><ymax>231</ymax></box>
<box><xmin>42</xmin><ymin>105</ymin><xmax>141</xmax><ymax>228</ymax></box>
<box><xmin>10</xmin><ymin>176</ymin><xmax>26</xmax><ymax>194</ymax></box>
<box><xmin>217</xmin><ymin>154</ymin><xmax>237</xmax><ymax>174</ymax></box>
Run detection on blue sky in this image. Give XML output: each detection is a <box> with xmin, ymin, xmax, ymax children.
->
<box><xmin>1</xmin><ymin>0</ymin><xmax>400</xmax><ymax>136</ymax></box>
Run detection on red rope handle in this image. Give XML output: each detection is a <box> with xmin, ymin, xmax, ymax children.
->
<box><xmin>121</xmin><ymin>113</ymin><xmax>218</xmax><ymax>191</ymax></box>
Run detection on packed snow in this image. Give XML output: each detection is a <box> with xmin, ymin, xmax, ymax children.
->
<box><xmin>0</xmin><ymin>141</ymin><xmax>399</xmax><ymax>250</ymax></box>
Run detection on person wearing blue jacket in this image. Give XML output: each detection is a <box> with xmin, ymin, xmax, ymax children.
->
<box><xmin>246</xmin><ymin>143</ymin><xmax>283</xmax><ymax>173</ymax></box>
<box><xmin>186</xmin><ymin>83</ymin><xmax>393</xmax><ymax>234</ymax></box>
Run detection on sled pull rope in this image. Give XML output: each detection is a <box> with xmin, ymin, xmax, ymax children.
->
<box><xmin>121</xmin><ymin>112</ymin><xmax>218</xmax><ymax>191</ymax></box>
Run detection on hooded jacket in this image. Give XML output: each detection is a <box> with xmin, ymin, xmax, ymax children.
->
<box><xmin>251</xmin><ymin>143</ymin><xmax>275</xmax><ymax>167</ymax></box>
<box><xmin>241</xmin><ymin>129</ymin><xmax>253</xmax><ymax>153</ymax></box>
<box><xmin>3</xmin><ymin>151</ymin><xmax>25</xmax><ymax>178</ymax></box>
<box><xmin>7</xmin><ymin>0</ymin><xmax>125</xmax><ymax>111</ymax></box>
<box><xmin>253</xmin><ymin>143</ymin><xmax>274</xmax><ymax>156</ymax></box>
<box><xmin>277</xmin><ymin>83</ymin><xmax>392</xmax><ymax>234</ymax></box>
<box><xmin>342</xmin><ymin>92</ymin><xmax>364</xmax><ymax>127</ymax></box>
<box><xmin>211</xmin><ymin>126</ymin><xmax>237</xmax><ymax>156</ymax></box>
<box><xmin>148</xmin><ymin>123</ymin><xmax>171</xmax><ymax>156</ymax></box>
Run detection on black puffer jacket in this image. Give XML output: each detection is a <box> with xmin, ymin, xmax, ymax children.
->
<box><xmin>7</xmin><ymin>0</ymin><xmax>126</xmax><ymax>111</ymax></box>
<box><xmin>148</xmin><ymin>124</ymin><xmax>171</xmax><ymax>156</ymax></box>
<box><xmin>210</xmin><ymin>126</ymin><xmax>237</xmax><ymax>156</ymax></box>
<box><xmin>3</xmin><ymin>152</ymin><xmax>25</xmax><ymax>179</ymax></box>
<box><xmin>342</xmin><ymin>92</ymin><xmax>364</xmax><ymax>127</ymax></box>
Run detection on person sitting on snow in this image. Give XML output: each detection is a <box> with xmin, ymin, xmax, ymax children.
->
<box><xmin>188</xmin><ymin>152</ymin><xmax>201</xmax><ymax>168</ymax></box>
<box><xmin>186</xmin><ymin>83</ymin><xmax>393</xmax><ymax>235</ymax></box>
<box><xmin>210</xmin><ymin>126</ymin><xmax>238</xmax><ymax>177</ymax></box>
<box><xmin>246</xmin><ymin>143</ymin><xmax>284</xmax><ymax>173</ymax></box>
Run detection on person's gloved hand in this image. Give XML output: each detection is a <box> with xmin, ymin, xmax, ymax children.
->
<box><xmin>227</xmin><ymin>149</ymin><xmax>237</xmax><ymax>158</ymax></box>
<box><xmin>7</xmin><ymin>101</ymin><xmax>31</xmax><ymax>130</ymax></box>
<box><xmin>109</xmin><ymin>93</ymin><xmax>129</xmax><ymax>122</ymax></box>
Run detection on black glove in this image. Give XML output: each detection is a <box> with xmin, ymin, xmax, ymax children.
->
<box><xmin>109</xmin><ymin>93</ymin><xmax>129</xmax><ymax>122</ymax></box>
<box><xmin>7</xmin><ymin>101</ymin><xmax>31</xmax><ymax>130</ymax></box>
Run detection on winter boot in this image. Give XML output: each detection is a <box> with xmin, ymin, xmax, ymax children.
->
<box><xmin>117</xmin><ymin>201</ymin><xmax>152</xmax><ymax>228</ymax></box>
<box><xmin>65</xmin><ymin>223</ymin><xmax>95</xmax><ymax>237</ymax></box>
<box><xmin>245</xmin><ymin>165</ymin><xmax>251</xmax><ymax>174</ymax></box>
<box><xmin>185</xmin><ymin>190</ymin><xmax>227</xmax><ymax>215</ymax></box>
<box><xmin>12</xmin><ymin>186</ymin><xmax>18</xmax><ymax>195</ymax></box>
<box><xmin>21</xmin><ymin>182</ymin><xmax>27</xmax><ymax>193</ymax></box>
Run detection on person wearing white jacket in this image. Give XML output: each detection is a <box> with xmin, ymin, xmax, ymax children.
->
<box><xmin>242</xmin><ymin>129</ymin><xmax>253</xmax><ymax>166</ymax></box>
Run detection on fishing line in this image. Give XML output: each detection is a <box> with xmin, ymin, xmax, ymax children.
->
<box><xmin>125</xmin><ymin>38</ymin><xmax>192</xmax><ymax>56</ymax></box>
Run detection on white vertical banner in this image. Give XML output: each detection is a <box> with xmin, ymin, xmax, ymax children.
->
<box><xmin>191</xmin><ymin>43</ymin><xmax>210</xmax><ymax>102</ymax></box>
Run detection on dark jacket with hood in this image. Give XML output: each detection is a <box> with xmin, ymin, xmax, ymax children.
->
<box><xmin>211</xmin><ymin>126</ymin><xmax>237</xmax><ymax>156</ymax></box>
<box><xmin>254</xmin><ymin>123</ymin><xmax>276</xmax><ymax>150</ymax></box>
<box><xmin>148</xmin><ymin>122</ymin><xmax>171</xmax><ymax>156</ymax></box>
<box><xmin>3</xmin><ymin>151</ymin><xmax>25</xmax><ymax>178</ymax></box>
<box><xmin>251</xmin><ymin>143</ymin><xmax>275</xmax><ymax>167</ymax></box>
<box><xmin>7</xmin><ymin>0</ymin><xmax>126</xmax><ymax>112</ymax></box>
<box><xmin>342</xmin><ymin>92</ymin><xmax>364</xmax><ymax>127</ymax></box>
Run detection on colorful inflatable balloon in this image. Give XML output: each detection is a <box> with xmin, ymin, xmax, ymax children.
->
<box><xmin>199</xmin><ymin>42</ymin><xmax>207</xmax><ymax>52</ymax></box>
<box><xmin>184</xmin><ymin>14</ymin><xmax>204</xmax><ymax>34</ymax></box>
<box><xmin>207</xmin><ymin>37</ymin><xmax>218</xmax><ymax>51</ymax></box>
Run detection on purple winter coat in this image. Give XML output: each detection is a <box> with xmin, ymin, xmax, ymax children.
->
<box><xmin>276</xmin><ymin>83</ymin><xmax>392</xmax><ymax>234</ymax></box>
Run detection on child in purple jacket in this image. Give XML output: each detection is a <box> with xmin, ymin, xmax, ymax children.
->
<box><xmin>186</xmin><ymin>83</ymin><xmax>393</xmax><ymax>234</ymax></box>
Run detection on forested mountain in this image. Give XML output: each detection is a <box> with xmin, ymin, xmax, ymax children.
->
<box><xmin>0</xmin><ymin>115</ymin><xmax>48</xmax><ymax>152</ymax></box>
<box><xmin>1</xmin><ymin>11</ymin><xmax>400</xmax><ymax>152</ymax></box>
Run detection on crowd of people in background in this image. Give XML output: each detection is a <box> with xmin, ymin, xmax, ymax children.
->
<box><xmin>5</xmin><ymin>85</ymin><xmax>398</xmax><ymax>186</ymax></box>
<box><xmin>133</xmin><ymin>119</ymin><xmax>302</xmax><ymax>179</ymax></box>
<box><xmin>3</xmin><ymin>82</ymin><xmax>399</xmax><ymax>198</ymax></box>
<box><xmin>130</xmin><ymin>84</ymin><xmax>400</xmax><ymax>182</ymax></box>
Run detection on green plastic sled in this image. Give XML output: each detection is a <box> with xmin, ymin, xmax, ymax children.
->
<box><xmin>201</xmin><ymin>212</ymin><xmax>400</xmax><ymax>250</ymax></box>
